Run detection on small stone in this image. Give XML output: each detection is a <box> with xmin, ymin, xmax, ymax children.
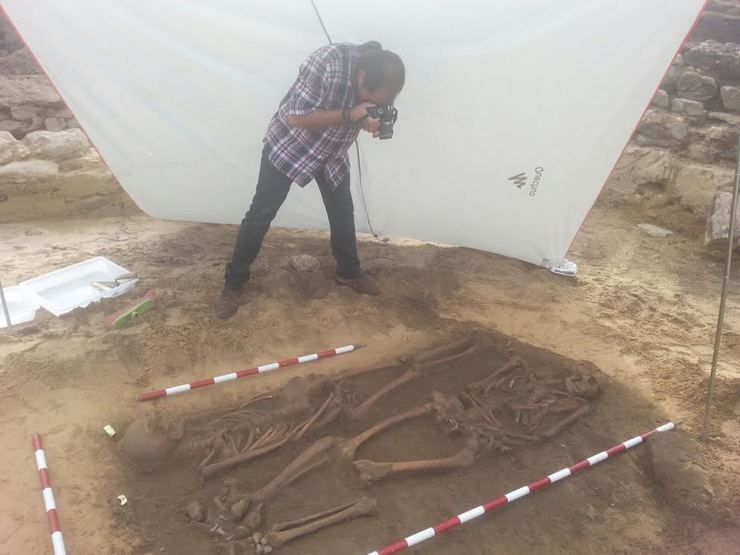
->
<box><xmin>660</xmin><ymin>65</ymin><xmax>682</xmax><ymax>93</ymax></box>
<box><xmin>708</xmin><ymin>112</ymin><xmax>740</xmax><ymax>126</ymax></box>
<box><xmin>686</xmin><ymin>143</ymin><xmax>716</xmax><ymax>164</ymax></box>
<box><xmin>706</xmin><ymin>125</ymin><xmax>737</xmax><ymax>144</ymax></box>
<box><xmin>636</xmin><ymin>223</ymin><xmax>673</xmax><ymax>237</ymax></box>
<box><xmin>0</xmin><ymin>130</ymin><xmax>29</xmax><ymax>164</ymax></box>
<box><xmin>676</xmin><ymin>70</ymin><xmax>718</xmax><ymax>102</ymax></box>
<box><xmin>634</xmin><ymin>134</ymin><xmax>663</xmax><ymax>148</ymax></box>
<box><xmin>290</xmin><ymin>254</ymin><xmax>320</xmax><ymax>273</ymax></box>
<box><xmin>669</xmin><ymin>121</ymin><xmax>688</xmax><ymax>142</ymax></box>
<box><xmin>673</xmin><ymin>53</ymin><xmax>684</xmax><ymax>66</ymax></box>
<box><xmin>44</xmin><ymin>117</ymin><xmax>64</xmax><ymax>131</ymax></box>
<box><xmin>29</xmin><ymin>114</ymin><xmax>44</xmax><ymax>132</ymax></box>
<box><xmin>671</xmin><ymin>98</ymin><xmax>705</xmax><ymax>117</ymax></box>
<box><xmin>0</xmin><ymin>120</ymin><xmax>25</xmax><ymax>134</ymax></box>
<box><xmin>673</xmin><ymin>163</ymin><xmax>735</xmax><ymax>216</ymax></box>
<box><xmin>683</xmin><ymin>100</ymin><xmax>706</xmax><ymax>118</ymax></box>
<box><xmin>0</xmin><ymin>75</ymin><xmax>62</xmax><ymax>107</ymax></box>
<box><xmin>706</xmin><ymin>190</ymin><xmax>740</xmax><ymax>245</ymax></box>
<box><xmin>721</xmin><ymin>85</ymin><xmax>740</xmax><ymax>113</ymax></box>
<box><xmin>53</xmin><ymin>107</ymin><xmax>74</xmax><ymax>119</ymax></box>
<box><xmin>635</xmin><ymin>110</ymin><xmax>688</xmax><ymax>146</ymax></box>
<box><xmin>0</xmin><ymin>159</ymin><xmax>58</xmax><ymax>183</ymax></box>
<box><xmin>10</xmin><ymin>104</ymin><xmax>40</xmax><ymax>121</ymax></box>
<box><xmin>230</xmin><ymin>498</ymin><xmax>250</xmax><ymax>520</ymax></box>
<box><xmin>652</xmin><ymin>89</ymin><xmax>669</xmax><ymax>109</ymax></box>
<box><xmin>263</xmin><ymin>546</ymin><xmax>272</xmax><ymax>554</ymax></box>
<box><xmin>23</xmin><ymin>128</ymin><xmax>89</xmax><ymax>161</ymax></box>
<box><xmin>186</xmin><ymin>500</ymin><xmax>205</xmax><ymax>522</ymax></box>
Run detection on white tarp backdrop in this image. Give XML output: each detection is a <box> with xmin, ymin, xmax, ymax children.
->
<box><xmin>1</xmin><ymin>0</ymin><xmax>706</xmax><ymax>267</ymax></box>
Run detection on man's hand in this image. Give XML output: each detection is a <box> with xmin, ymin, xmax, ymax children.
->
<box><xmin>350</xmin><ymin>102</ymin><xmax>374</xmax><ymax>122</ymax></box>
<box><xmin>285</xmin><ymin>102</ymin><xmax>380</xmax><ymax>136</ymax></box>
<box><xmin>351</xmin><ymin>102</ymin><xmax>380</xmax><ymax>137</ymax></box>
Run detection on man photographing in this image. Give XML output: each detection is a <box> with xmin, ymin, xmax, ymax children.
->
<box><xmin>216</xmin><ymin>42</ymin><xmax>405</xmax><ymax>319</ymax></box>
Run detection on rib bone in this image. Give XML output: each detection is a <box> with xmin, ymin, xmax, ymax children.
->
<box><xmin>201</xmin><ymin>436</ymin><xmax>290</xmax><ymax>477</ymax></box>
<box><xmin>467</xmin><ymin>358</ymin><xmax>523</xmax><ymax>395</ymax></box>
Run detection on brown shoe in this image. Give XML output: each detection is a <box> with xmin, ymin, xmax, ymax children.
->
<box><xmin>215</xmin><ymin>285</ymin><xmax>242</xmax><ymax>319</ymax></box>
<box><xmin>335</xmin><ymin>274</ymin><xmax>379</xmax><ymax>296</ymax></box>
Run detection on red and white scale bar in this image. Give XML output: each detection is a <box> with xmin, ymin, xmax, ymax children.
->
<box><xmin>139</xmin><ymin>344</ymin><xmax>361</xmax><ymax>401</ymax></box>
<box><xmin>32</xmin><ymin>434</ymin><xmax>66</xmax><ymax>555</ymax></box>
<box><xmin>367</xmin><ymin>422</ymin><xmax>676</xmax><ymax>555</ymax></box>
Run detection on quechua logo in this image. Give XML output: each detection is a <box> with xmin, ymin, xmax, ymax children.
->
<box><xmin>508</xmin><ymin>172</ymin><xmax>527</xmax><ymax>189</ymax></box>
<box><xmin>508</xmin><ymin>167</ymin><xmax>544</xmax><ymax>197</ymax></box>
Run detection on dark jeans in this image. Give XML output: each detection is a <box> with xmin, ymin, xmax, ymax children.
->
<box><xmin>224</xmin><ymin>148</ymin><xmax>361</xmax><ymax>288</ymax></box>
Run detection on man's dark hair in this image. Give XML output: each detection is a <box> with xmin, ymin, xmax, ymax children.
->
<box><xmin>357</xmin><ymin>42</ymin><xmax>405</xmax><ymax>95</ymax></box>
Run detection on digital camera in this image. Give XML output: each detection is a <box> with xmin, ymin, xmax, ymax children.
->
<box><xmin>367</xmin><ymin>105</ymin><xmax>398</xmax><ymax>140</ymax></box>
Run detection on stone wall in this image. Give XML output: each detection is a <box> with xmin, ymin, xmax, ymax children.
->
<box><xmin>0</xmin><ymin>13</ymin><xmax>130</xmax><ymax>221</ymax></box>
<box><xmin>606</xmin><ymin>1</ymin><xmax>740</xmax><ymax>239</ymax></box>
<box><xmin>0</xmin><ymin>16</ymin><xmax>81</xmax><ymax>136</ymax></box>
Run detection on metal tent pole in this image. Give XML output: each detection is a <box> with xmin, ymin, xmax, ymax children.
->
<box><xmin>0</xmin><ymin>278</ymin><xmax>12</xmax><ymax>331</ymax></box>
<box><xmin>702</xmin><ymin>133</ymin><xmax>740</xmax><ymax>438</ymax></box>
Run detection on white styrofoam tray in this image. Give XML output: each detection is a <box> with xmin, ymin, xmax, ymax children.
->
<box><xmin>19</xmin><ymin>256</ymin><xmax>138</xmax><ymax>317</ymax></box>
<box><xmin>0</xmin><ymin>285</ymin><xmax>40</xmax><ymax>328</ymax></box>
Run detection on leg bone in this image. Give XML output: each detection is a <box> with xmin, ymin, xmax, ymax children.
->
<box><xmin>354</xmin><ymin>440</ymin><xmax>478</xmax><ymax>483</ymax></box>
<box><xmin>265</xmin><ymin>496</ymin><xmax>377</xmax><ymax>549</ymax></box>
<box><xmin>340</xmin><ymin>403</ymin><xmax>433</xmax><ymax>460</ymax></box>
<box><xmin>347</xmin><ymin>370</ymin><xmax>420</xmax><ymax>420</ymax></box>
<box><xmin>540</xmin><ymin>404</ymin><xmax>589</xmax><ymax>438</ymax></box>
<box><xmin>408</xmin><ymin>337</ymin><xmax>476</xmax><ymax>365</ymax></box>
<box><xmin>252</xmin><ymin>436</ymin><xmax>338</xmax><ymax>501</ymax></box>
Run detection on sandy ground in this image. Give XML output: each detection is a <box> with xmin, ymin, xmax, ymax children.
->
<box><xmin>1</xmin><ymin>183</ymin><xmax>740</xmax><ymax>554</ymax></box>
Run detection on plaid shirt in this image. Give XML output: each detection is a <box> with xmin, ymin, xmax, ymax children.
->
<box><xmin>264</xmin><ymin>44</ymin><xmax>360</xmax><ymax>189</ymax></box>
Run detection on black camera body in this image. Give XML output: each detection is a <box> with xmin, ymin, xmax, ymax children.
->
<box><xmin>367</xmin><ymin>105</ymin><xmax>398</xmax><ymax>140</ymax></box>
